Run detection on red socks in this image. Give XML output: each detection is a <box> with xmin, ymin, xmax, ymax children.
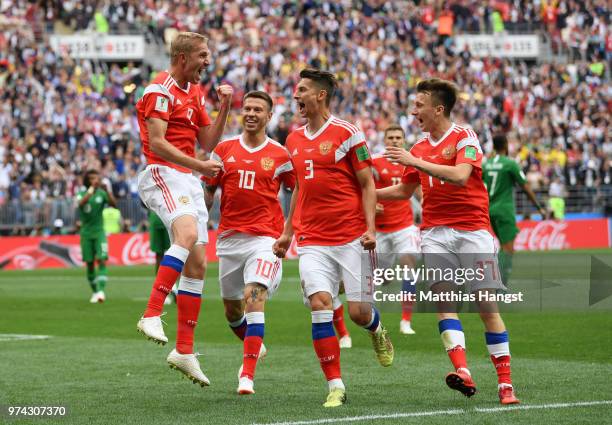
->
<box><xmin>175</xmin><ymin>276</ymin><xmax>204</xmax><ymax>354</ymax></box>
<box><xmin>448</xmin><ymin>346</ymin><xmax>468</xmax><ymax>371</ymax></box>
<box><xmin>491</xmin><ymin>355</ymin><xmax>512</xmax><ymax>385</ymax></box>
<box><xmin>240</xmin><ymin>312</ymin><xmax>265</xmax><ymax>379</ymax></box>
<box><xmin>312</xmin><ymin>310</ymin><xmax>341</xmax><ymax>381</ymax></box>
<box><xmin>332</xmin><ymin>304</ymin><xmax>349</xmax><ymax>338</ymax></box>
<box><xmin>144</xmin><ymin>245</ymin><xmax>189</xmax><ymax>318</ymax></box>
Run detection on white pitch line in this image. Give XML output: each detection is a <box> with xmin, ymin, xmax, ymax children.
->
<box><xmin>253</xmin><ymin>400</ymin><xmax>612</xmax><ymax>425</ymax></box>
<box><xmin>252</xmin><ymin>409</ymin><xmax>464</xmax><ymax>425</ymax></box>
<box><xmin>475</xmin><ymin>400</ymin><xmax>612</xmax><ymax>413</ymax></box>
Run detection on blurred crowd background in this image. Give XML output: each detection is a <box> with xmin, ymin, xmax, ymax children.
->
<box><xmin>0</xmin><ymin>0</ymin><xmax>610</xmax><ymax>235</ymax></box>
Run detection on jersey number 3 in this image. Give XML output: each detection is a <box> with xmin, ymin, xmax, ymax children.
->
<box><xmin>305</xmin><ymin>159</ymin><xmax>314</xmax><ymax>179</ymax></box>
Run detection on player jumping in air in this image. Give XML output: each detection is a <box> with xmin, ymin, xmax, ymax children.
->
<box><xmin>274</xmin><ymin>68</ymin><xmax>394</xmax><ymax>408</ymax></box>
<box><xmin>204</xmin><ymin>91</ymin><xmax>294</xmax><ymax>395</ymax></box>
<box><xmin>77</xmin><ymin>169</ymin><xmax>117</xmax><ymax>303</ymax></box>
<box><xmin>135</xmin><ymin>32</ymin><xmax>233</xmax><ymax>387</ymax></box>
<box><xmin>380</xmin><ymin>78</ymin><xmax>520</xmax><ymax>405</ymax></box>
<box><xmin>483</xmin><ymin>134</ymin><xmax>546</xmax><ymax>286</ymax></box>
<box><xmin>372</xmin><ymin>125</ymin><xmax>422</xmax><ymax>334</ymax></box>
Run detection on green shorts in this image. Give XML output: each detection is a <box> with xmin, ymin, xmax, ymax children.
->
<box><xmin>80</xmin><ymin>233</ymin><xmax>108</xmax><ymax>263</ymax></box>
<box><xmin>149</xmin><ymin>226</ymin><xmax>171</xmax><ymax>254</ymax></box>
<box><xmin>490</xmin><ymin>212</ymin><xmax>519</xmax><ymax>245</ymax></box>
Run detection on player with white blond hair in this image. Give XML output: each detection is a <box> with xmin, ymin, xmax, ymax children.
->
<box><xmin>135</xmin><ymin>31</ymin><xmax>233</xmax><ymax>387</ymax></box>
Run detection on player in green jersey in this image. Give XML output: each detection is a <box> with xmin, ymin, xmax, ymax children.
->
<box><xmin>483</xmin><ymin>135</ymin><xmax>546</xmax><ymax>286</ymax></box>
<box><xmin>149</xmin><ymin>210</ymin><xmax>171</xmax><ymax>271</ymax></box>
<box><xmin>77</xmin><ymin>170</ymin><xmax>117</xmax><ymax>303</ymax></box>
<box><xmin>148</xmin><ymin>210</ymin><xmax>177</xmax><ymax>304</ymax></box>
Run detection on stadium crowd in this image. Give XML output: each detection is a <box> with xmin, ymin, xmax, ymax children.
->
<box><xmin>0</xmin><ymin>0</ymin><xmax>609</xmax><ymax>234</ymax></box>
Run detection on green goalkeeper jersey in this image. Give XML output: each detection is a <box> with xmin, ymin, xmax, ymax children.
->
<box><xmin>77</xmin><ymin>188</ymin><xmax>110</xmax><ymax>237</ymax></box>
<box><xmin>482</xmin><ymin>154</ymin><xmax>526</xmax><ymax>215</ymax></box>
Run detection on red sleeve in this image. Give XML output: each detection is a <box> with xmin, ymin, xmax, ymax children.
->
<box><xmin>401</xmin><ymin>166</ymin><xmax>420</xmax><ymax>184</ymax></box>
<box><xmin>280</xmin><ymin>169</ymin><xmax>296</xmax><ymax>190</ymax></box>
<box><xmin>349</xmin><ymin>141</ymin><xmax>373</xmax><ymax>171</ymax></box>
<box><xmin>142</xmin><ymin>93</ymin><xmax>170</xmax><ymax>121</ymax></box>
<box><xmin>455</xmin><ymin>138</ymin><xmax>483</xmax><ymax>169</ymax></box>
<box><xmin>198</xmin><ymin>95</ymin><xmax>212</xmax><ymax>127</ymax></box>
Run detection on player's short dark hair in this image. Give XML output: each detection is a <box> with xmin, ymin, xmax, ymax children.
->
<box><xmin>243</xmin><ymin>90</ymin><xmax>273</xmax><ymax>111</ymax></box>
<box><xmin>299</xmin><ymin>68</ymin><xmax>338</xmax><ymax>106</ymax></box>
<box><xmin>384</xmin><ymin>124</ymin><xmax>405</xmax><ymax>138</ymax></box>
<box><xmin>84</xmin><ymin>169</ymin><xmax>99</xmax><ymax>188</ymax></box>
<box><xmin>416</xmin><ymin>78</ymin><xmax>458</xmax><ymax>117</ymax></box>
<box><xmin>493</xmin><ymin>133</ymin><xmax>508</xmax><ymax>152</ymax></box>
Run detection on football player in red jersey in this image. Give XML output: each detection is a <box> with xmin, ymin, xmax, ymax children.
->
<box><xmin>379</xmin><ymin>78</ymin><xmax>519</xmax><ymax>405</ymax></box>
<box><xmin>135</xmin><ymin>32</ymin><xmax>233</xmax><ymax>387</ymax></box>
<box><xmin>373</xmin><ymin>125</ymin><xmax>421</xmax><ymax>335</ymax></box>
<box><xmin>204</xmin><ymin>91</ymin><xmax>294</xmax><ymax>395</ymax></box>
<box><xmin>273</xmin><ymin>68</ymin><xmax>394</xmax><ymax>408</ymax></box>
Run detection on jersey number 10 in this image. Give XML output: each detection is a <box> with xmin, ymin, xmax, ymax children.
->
<box><xmin>238</xmin><ymin>169</ymin><xmax>255</xmax><ymax>190</ymax></box>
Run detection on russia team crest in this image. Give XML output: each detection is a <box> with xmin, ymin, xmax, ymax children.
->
<box><xmin>442</xmin><ymin>146</ymin><xmax>456</xmax><ymax>159</ymax></box>
<box><xmin>319</xmin><ymin>141</ymin><xmax>332</xmax><ymax>155</ymax></box>
<box><xmin>261</xmin><ymin>157</ymin><xmax>275</xmax><ymax>171</ymax></box>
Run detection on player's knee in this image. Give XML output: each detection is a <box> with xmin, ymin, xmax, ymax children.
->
<box><xmin>223</xmin><ymin>301</ymin><xmax>244</xmax><ymax>322</ymax></box>
<box><xmin>347</xmin><ymin>303</ymin><xmax>371</xmax><ymax>326</ymax></box>
<box><xmin>309</xmin><ymin>292</ymin><xmax>333</xmax><ymax>311</ymax></box>
<box><xmin>174</xmin><ymin>232</ymin><xmax>197</xmax><ymax>249</ymax></box>
<box><xmin>244</xmin><ymin>284</ymin><xmax>267</xmax><ymax>306</ymax></box>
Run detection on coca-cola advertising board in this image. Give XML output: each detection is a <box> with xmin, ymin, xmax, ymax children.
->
<box><xmin>0</xmin><ymin>220</ymin><xmax>609</xmax><ymax>270</ymax></box>
<box><xmin>0</xmin><ymin>232</ymin><xmax>222</xmax><ymax>270</ymax></box>
<box><xmin>514</xmin><ymin>219</ymin><xmax>610</xmax><ymax>251</ymax></box>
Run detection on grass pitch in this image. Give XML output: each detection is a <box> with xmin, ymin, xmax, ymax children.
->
<box><xmin>1</xmin><ymin>251</ymin><xmax>611</xmax><ymax>425</ymax></box>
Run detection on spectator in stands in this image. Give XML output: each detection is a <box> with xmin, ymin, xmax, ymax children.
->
<box><xmin>0</xmin><ymin>0</ymin><xmax>609</xmax><ymax>234</ymax></box>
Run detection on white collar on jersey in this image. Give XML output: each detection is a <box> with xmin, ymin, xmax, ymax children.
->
<box><xmin>165</xmin><ymin>70</ymin><xmax>191</xmax><ymax>94</ymax></box>
<box><xmin>239</xmin><ymin>134</ymin><xmax>270</xmax><ymax>153</ymax></box>
<box><xmin>426</xmin><ymin>122</ymin><xmax>456</xmax><ymax>146</ymax></box>
<box><xmin>303</xmin><ymin>115</ymin><xmax>335</xmax><ymax>140</ymax></box>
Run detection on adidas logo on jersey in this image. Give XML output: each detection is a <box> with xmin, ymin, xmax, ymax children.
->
<box><xmin>227</xmin><ymin>156</ymin><xmax>236</xmax><ymax>163</ymax></box>
<box><xmin>291</xmin><ymin>148</ymin><xmax>298</xmax><ymax>156</ymax></box>
<box><xmin>382</xmin><ymin>168</ymin><xmax>389</xmax><ymax>174</ymax></box>
<box><xmin>176</xmin><ymin>99</ymin><xmax>183</xmax><ymax>105</ymax></box>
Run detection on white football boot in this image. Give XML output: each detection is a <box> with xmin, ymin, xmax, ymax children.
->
<box><xmin>96</xmin><ymin>291</ymin><xmax>106</xmax><ymax>303</ymax></box>
<box><xmin>400</xmin><ymin>320</ymin><xmax>416</xmax><ymax>335</ymax></box>
<box><xmin>237</xmin><ymin>376</ymin><xmax>255</xmax><ymax>395</ymax></box>
<box><xmin>89</xmin><ymin>292</ymin><xmax>100</xmax><ymax>303</ymax></box>
<box><xmin>167</xmin><ymin>349</ymin><xmax>210</xmax><ymax>387</ymax></box>
<box><xmin>339</xmin><ymin>335</ymin><xmax>352</xmax><ymax>348</ymax></box>
<box><xmin>136</xmin><ymin>314</ymin><xmax>168</xmax><ymax>345</ymax></box>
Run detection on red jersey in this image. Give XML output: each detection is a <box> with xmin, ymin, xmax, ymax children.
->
<box><xmin>205</xmin><ymin>135</ymin><xmax>294</xmax><ymax>239</ymax></box>
<box><xmin>136</xmin><ymin>71</ymin><xmax>211</xmax><ymax>173</ymax></box>
<box><xmin>286</xmin><ymin>115</ymin><xmax>372</xmax><ymax>246</ymax></box>
<box><xmin>372</xmin><ymin>155</ymin><xmax>414</xmax><ymax>232</ymax></box>
<box><xmin>402</xmin><ymin>123</ymin><xmax>490</xmax><ymax>231</ymax></box>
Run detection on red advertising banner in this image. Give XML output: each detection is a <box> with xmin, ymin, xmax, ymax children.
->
<box><xmin>0</xmin><ymin>219</ymin><xmax>609</xmax><ymax>270</ymax></box>
<box><xmin>514</xmin><ymin>219</ymin><xmax>611</xmax><ymax>251</ymax></box>
<box><xmin>0</xmin><ymin>232</ymin><xmax>219</xmax><ymax>270</ymax></box>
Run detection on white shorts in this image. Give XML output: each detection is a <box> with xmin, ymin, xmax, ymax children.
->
<box><xmin>138</xmin><ymin>165</ymin><xmax>208</xmax><ymax>244</ymax></box>
<box><xmin>376</xmin><ymin>225</ymin><xmax>422</xmax><ymax>268</ymax></box>
<box><xmin>420</xmin><ymin>227</ymin><xmax>504</xmax><ymax>292</ymax></box>
<box><xmin>297</xmin><ymin>238</ymin><xmax>376</xmax><ymax>304</ymax></box>
<box><xmin>217</xmin><ymin>233</ymin><xmax>282</xmax><ymax>300</ymax></box>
